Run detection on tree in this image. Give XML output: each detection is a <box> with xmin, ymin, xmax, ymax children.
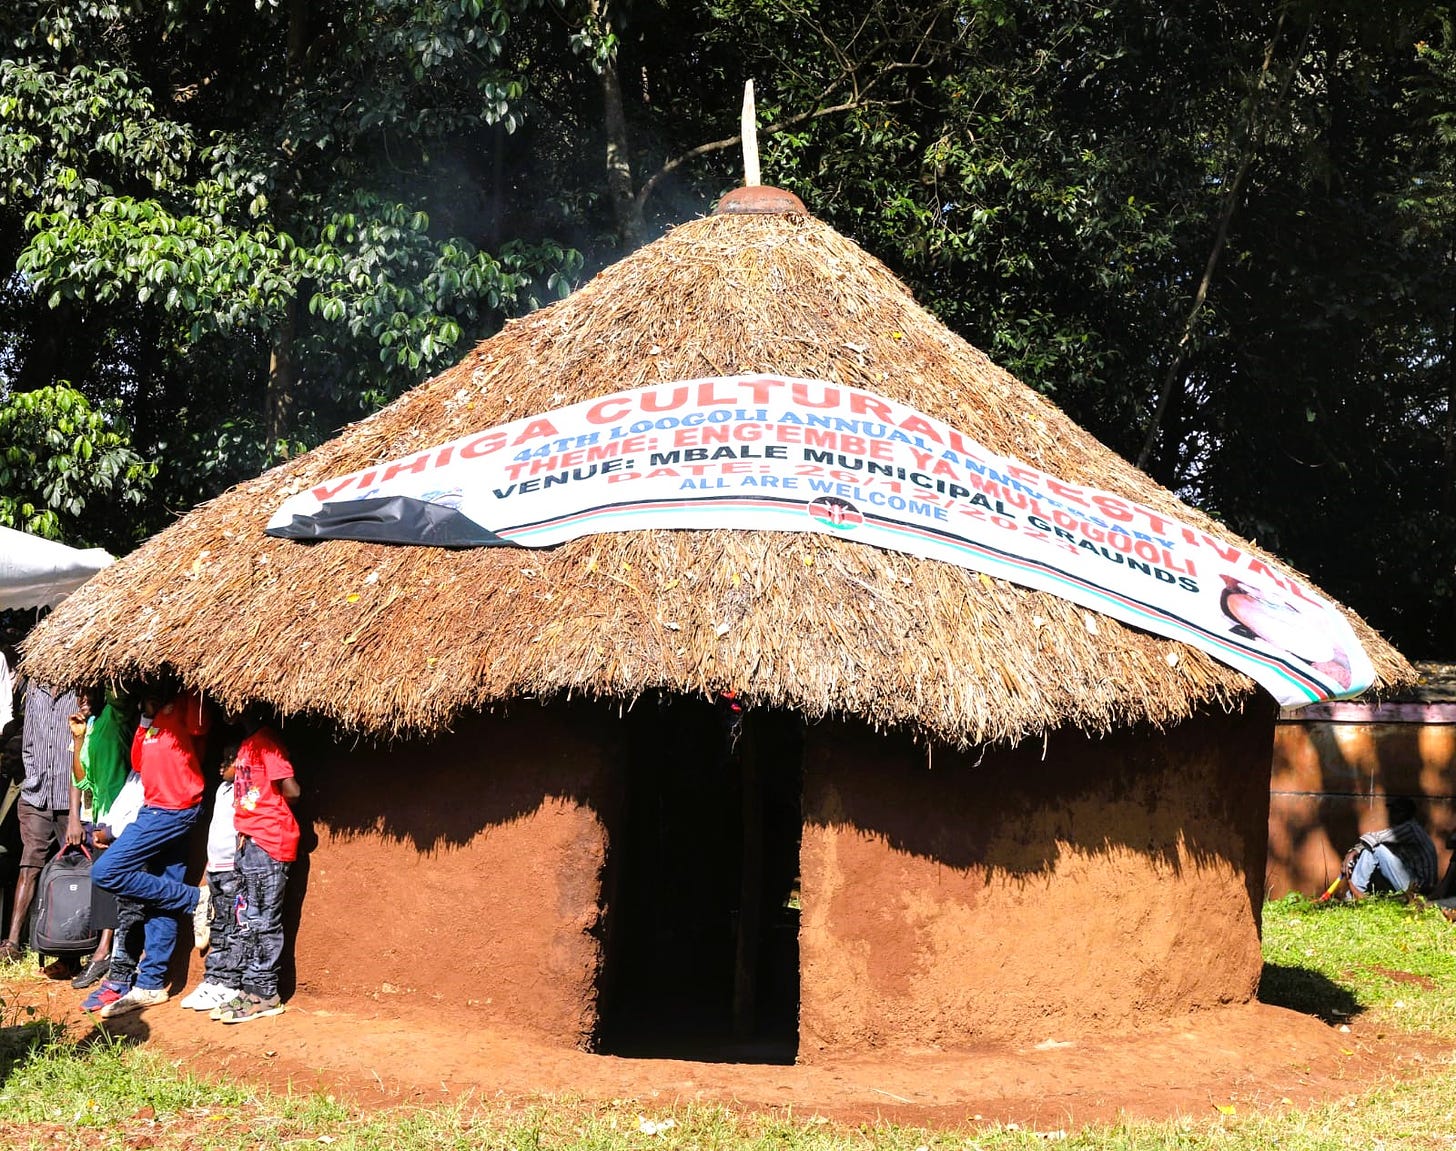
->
<box><xmin>1</xmin><ymin>0</ymin><xmax>579</xmax><ymax>499</ymax></box>
<box><xmin>0</xmin><ymin>384</ymin><xmax>154</xmax><ymax>549</ymax></box>
<box><xmin>0</xmin><ymin>0</ymin><xmax>1450</xmax><ymax>656</ymax></box>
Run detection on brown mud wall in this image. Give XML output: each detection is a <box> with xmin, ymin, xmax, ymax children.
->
<box><xmin>1268</xmin><ymin>720</ymin><xmax>1456</xmax><ymax>898</ymax></box>
<box><xmin>243</xmin><ymin>704</ymin><xmax>617</xmax><ymax>1047</ymax></box>
<box><xmin>798</xmin><ymin>702</ymin><xmax>1275</xmax><ymax>1056</ymax></box>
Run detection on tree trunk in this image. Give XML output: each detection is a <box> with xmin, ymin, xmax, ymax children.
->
<box><xmin>1136</xmin><ymin>12</ymin><xmax>1292</xmax><ymax>477</ymax></box>
<box><xmin>261</xmin><ymin>0</ymin><xmax>310</xmax><ymax>460</ymax></box>
<box><xmin>265</xmin><ymin>296</ymin><xmax>299</xmax><ymax>457</ymax></box>
<box><xmin>600</xmin><ymin>57</ymin><xmax>644</xmax><ymax>249</ymax></box>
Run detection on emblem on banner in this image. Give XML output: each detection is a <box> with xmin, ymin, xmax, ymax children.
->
<box><xmin>807</xmin><ymin>497</ymin><xmax>863</xmax><ymax>531</ymax></box>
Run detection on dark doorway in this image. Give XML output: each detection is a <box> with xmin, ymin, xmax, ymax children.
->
<box><xmin>594</xmin><ymin>694</ymin><xmax>802</xmax><ymax>1063</ymax></box>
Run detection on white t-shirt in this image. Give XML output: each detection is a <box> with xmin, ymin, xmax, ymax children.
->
<box><xmin>72</xmin><ymin>716</ymin><xmax>95</xmax><ymax>823</ymax></box>
<box><xmin>0</xmin><ymin>652</ymin><xmax>13</xmax><ymax>732</ymax></box>
<box><xmin>205</xmin><ymin>780</ymin><xmax>237</xmax><ymax>872</ymax></box>
<box><xmin>104</xmin><ymin>772</ymin><xmax>145</xmax><ymax>837</ymax></box>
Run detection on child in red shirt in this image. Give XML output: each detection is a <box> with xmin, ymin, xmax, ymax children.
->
<box><xmin>212</xmin><ymin>719</ymin><xmax>300</xmax><ymax>1024</ymax></box>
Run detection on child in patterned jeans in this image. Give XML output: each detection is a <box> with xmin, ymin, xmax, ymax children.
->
<box><xmin>211</xmin><ymin>718</ymin><xmax>300</xmax><ymax>1024</ymax></box>
<box><xmin>178</xmin><ymin>744</ymin><xmax>243</xmax><ymax>1012</ymax></box>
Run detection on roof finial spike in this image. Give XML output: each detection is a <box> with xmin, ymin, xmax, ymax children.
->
<box><xmin>741</xmin><ymin>80</ymin><xmax>761</xmax><ymax>187</ymax></box>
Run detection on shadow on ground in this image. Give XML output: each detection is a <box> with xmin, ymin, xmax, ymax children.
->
<box><xmin>1258</xmin><ymin>961</ymin><xmax>1362</xmax><ymax>1024</ymax></box>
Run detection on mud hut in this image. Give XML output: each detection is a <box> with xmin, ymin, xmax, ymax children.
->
<box><xmin>23</xmin><ymin>187</ymin><xmax>1409</xmax><ymax>1062</ymax></box>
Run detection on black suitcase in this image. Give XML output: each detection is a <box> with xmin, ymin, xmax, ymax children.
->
<box><xmin>31</xmin><ymin>844</ymin><xmax>100</xmax><ymax>955</ymax></box>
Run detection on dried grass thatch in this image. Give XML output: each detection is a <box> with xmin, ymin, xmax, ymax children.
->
<box><xmin>22</xmin><ymin>207</ymin><xmax>1411</xmax><ymax>746</ymax></box>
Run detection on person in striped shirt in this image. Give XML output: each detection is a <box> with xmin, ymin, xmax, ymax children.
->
<box><xmin>0</xmin><ymin>681</ymin><xmax>78</xmax><ymax>966</ymax></box>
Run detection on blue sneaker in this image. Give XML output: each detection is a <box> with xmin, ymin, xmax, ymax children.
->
<box><xmin>82</xmin><ymin>979</ymin><xmax>131</xmax><ymax>1013</ymax></box>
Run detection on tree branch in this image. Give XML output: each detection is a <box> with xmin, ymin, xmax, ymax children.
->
<box><xmin>1135</xmin><ymin>11</ymin><xmax>1303</xmax><ymax>475</ymax></box>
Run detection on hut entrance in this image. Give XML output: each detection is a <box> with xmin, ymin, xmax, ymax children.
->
<box><xmin>595</xmin><ymin>695</ymin><xmax>802</xmax><ymax>1063</ymax></box>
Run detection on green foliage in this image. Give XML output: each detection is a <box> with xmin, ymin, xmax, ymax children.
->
<box><xmin>0</xmin><ymin>0</ymin><xmax>1450</xmax><ymax>659</ymax></box>
<box><xmin>0</xmin><ymin>384</ymin><xmax>154</xmax><ymax>549</ymax></box>
<box><xmin>0</xmin><ymin>0</ymin><xmax>579</xmax><ymax>516</ymax></box>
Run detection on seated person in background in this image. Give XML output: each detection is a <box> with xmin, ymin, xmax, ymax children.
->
<box><xmin>1326</xmin><ymin>796</ymin><xmax>1438</xmax><ymax>901</ymax></box>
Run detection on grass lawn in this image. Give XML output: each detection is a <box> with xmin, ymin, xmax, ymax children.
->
<box><xmin>2</xmin><ymin>895</ymin><xmax>1455</xmax><ymax>1150</ymax></box>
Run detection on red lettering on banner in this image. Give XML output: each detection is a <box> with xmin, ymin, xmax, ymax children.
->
<box><xmin>435</xmin><ymin>446</ymin><xmax>455</xmax><ymax>468</ymax></box>
<box><xmin>946</xmin><ymin>429</ymin><xmax>982</xmax><ymax>461</ymax></box>
<box><xmin>1139</xmin><ymin>509</ymin><xmax>1173</xmax><ymax>536</ymax></box>
<box><xmin>642</xmin><ymin>386</ymin><xmax>689</xmax><ymax>412</ymax></box>
<box><xmin>311</xmin><ymin>478</ymin><xmax>356</xmax><ymax>502</ymax></box>
<box><xmin>848</xmin><ymin>392</ymin><xmax>893</xmax><ymax>420</ymax></box>
<box><xmin>898</xmin><ymin>414</ymin><xmax>943</xmax><ymax>443</ymax></box>
<box><xmin>587</xmin><ymin>396</ymin><xmax>632</xmax><ymax>424</ymax></box>
<box><xmin>743</xmin><ymin>378</ymin><xmax>787</xmax><ymax>403</ymax></box>
<box><xmin>382</xmin><ymin>454</ymin><xmax>430</xmax><ymax>482</ymax></box>
<box><xmin>1197</xmin><ymin>532</ymin><xmax>1243</xmax><ymax>564</ymax></box>
<box><xmin>511</xmin><ymin>419</ymin><xmax>560</xmax><ymax>444</ymax></box>
<box><xmin>1046</xmin><ymin>478</ymin><xmax>1087</xmax><ymax>505</ymax></box>
<box><xmin>697</xmin><ymin>380</ymin><xmax>737</xmax><ymax>406</ymax></box>
<box><xmin>1091</xmin><ymin>493</ymin><xmax>1133</xmax><ymax>522</ymax></box>
<box><xmin>791</xmin><ymin>382</ymin><xmax>839</xmax><ymax>408</ymax></box>
<box><xmin>459</xmin><ymin>432</ymin><xmax>506</xmax><ymax>459</ymax></box>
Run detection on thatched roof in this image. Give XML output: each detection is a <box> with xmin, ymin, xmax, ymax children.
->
<box><xmin>22</xmin><ymin>203</ymin><xmax>1411</xmax><ymax>746</ymax></box>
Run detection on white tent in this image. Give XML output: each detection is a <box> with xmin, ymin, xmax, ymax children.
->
<box><xmin>0</xmin><ymin>525</ymin><xmax>113</xmax><ymax>611</ymax></box>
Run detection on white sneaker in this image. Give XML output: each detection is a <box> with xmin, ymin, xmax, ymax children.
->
<box><xmin>98</xmin><ymin>986</ymin><xmax>169</xmax><ymax>1019</ymax></box>
<box><xmin>179</xmin><ymin>981</ymin><xmax>235</xmax><ymax>1010</ymax></box>
<box><xmin>192</xmin><ymin>884</ymin><xmax>212</xmax><ymax>949</ymax></box>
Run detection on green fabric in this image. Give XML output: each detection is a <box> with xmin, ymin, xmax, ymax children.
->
<box><xmin>77</xmin><ymin>703</ymin><xmax>129</xmax><ymax>819</ymax></box>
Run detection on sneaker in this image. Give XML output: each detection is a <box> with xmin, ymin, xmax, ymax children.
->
<box><xmin>98</xmin><ymin>986</ymin><xmax>169</xmax><ymax>1019</ymax></box>
<box><xmin>71</xmin><ymin>955</ymin><xmax>111</xmax><ymax>990</ymax></box>
<box><xmin>81</xmin><ymin>979</ymin><xmax>131</xmax><ymax>1013</ymax></box>
<box><xmin>219</xmin><ymin>992</ymin><xmax>284</xmax><ymax>1024</ymax></box>
<box><xmin>208</xmin><ymin>993</ymin><xmax>247</xmax><ymax>1021</ymax></box>
<box><xmin>192</xmin><ymin>884</ymin><xmax>212</xmax><ymax>949</ymax></box>
<box><xmin>180</xmin><ymin>981</ymin><xmax>236</xmax><ymax>1011</ymax></box>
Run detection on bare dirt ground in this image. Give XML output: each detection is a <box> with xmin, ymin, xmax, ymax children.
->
<box><xmin>6</xmin><ymin>973</ymin><xmax>1451</xmax><ymax>1130</ymax></box>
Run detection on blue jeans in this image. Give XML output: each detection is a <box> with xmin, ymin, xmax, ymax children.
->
<box><xmin>202</xmin><ymin>868</ymin><xmax>245</xmax><ymax>990</ymax></box>
<box><xmin>1352</xmin><ymin>844</ymin><xmax>1413</xmax><ymax>894</ymax></box>
<box><xmin>91</xmin><ymin>805</ymin><xmax>202</xmax><ymax>990</ymax></box>
<box><xmin>236</xmin><ymin>837</ymin><xmax>289</xmax><ymax>999</ymax></box>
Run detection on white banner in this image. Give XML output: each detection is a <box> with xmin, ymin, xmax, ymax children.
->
<box><xmin>268</xmin><ymin>375</ymin><xmax>1374</xmax><ymax>706</ymax></box>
